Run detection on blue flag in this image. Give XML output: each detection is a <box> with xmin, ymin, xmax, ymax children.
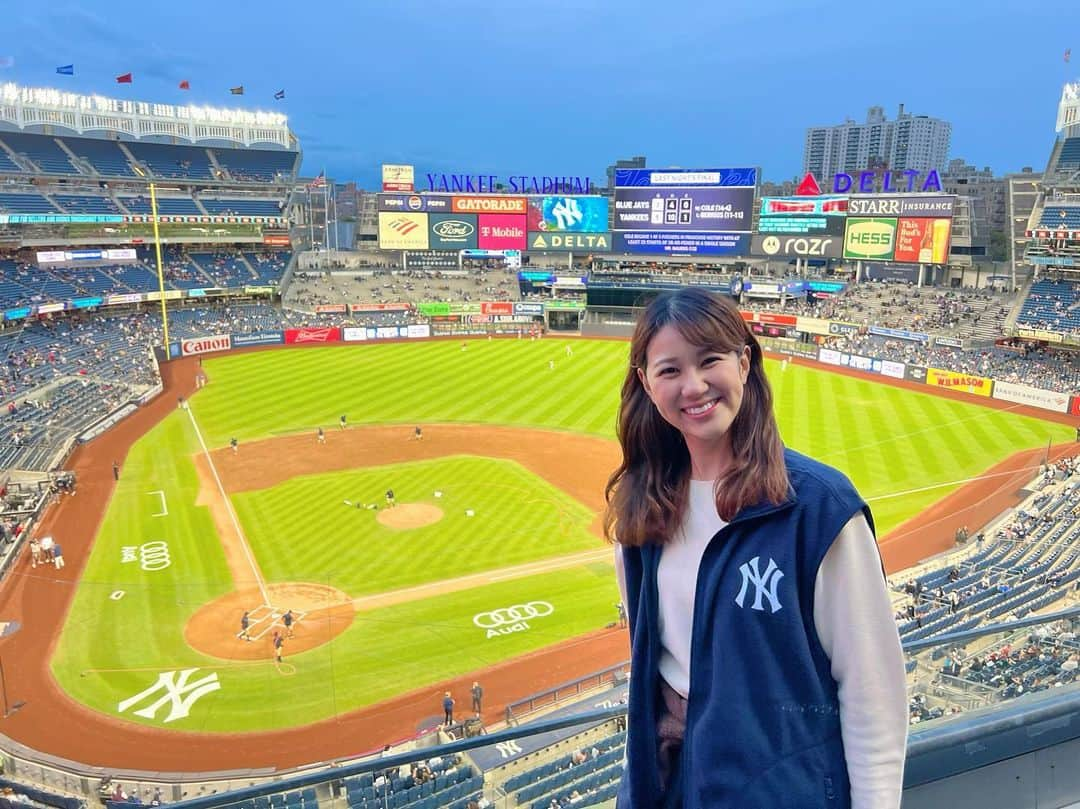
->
<box><xmin>56</xmin><ymin>64</ymin><xmax>74</xmax><ymax>75</ymax></box>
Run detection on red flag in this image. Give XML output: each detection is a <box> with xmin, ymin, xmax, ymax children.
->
<box><xmin>179</xmin><ymin>80</ymin><xmax>190</xmax><ymax>90</ymax></box>
<box><xmin>116</xmin><ymin>72</ymin><xmax>132</xmax><ymax>83</ymax></box>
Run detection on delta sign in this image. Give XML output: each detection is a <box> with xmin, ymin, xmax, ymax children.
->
<box><xmin>796</xmin><ymin>169</ymin><xmax>943</xmax><ymax>196</ymax></box>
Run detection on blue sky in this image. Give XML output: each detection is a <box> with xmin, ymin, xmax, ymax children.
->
<box><xmin>1</xmin><ymin>0</ymin><xmax>1074</xmax><ymax>187</ymax></box>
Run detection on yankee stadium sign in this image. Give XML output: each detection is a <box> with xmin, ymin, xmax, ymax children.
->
<box><xmin>425</xmin><ymin>173</ymin><xmax>593</xmax><ymax>194</ymax></box>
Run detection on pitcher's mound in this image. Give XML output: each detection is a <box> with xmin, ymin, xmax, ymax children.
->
<box><xmin>377</xmin><ymin>503</ymin><xmax>443</xmax><ymax>530</ymax></box>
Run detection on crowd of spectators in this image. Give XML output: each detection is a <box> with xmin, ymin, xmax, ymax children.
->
<box><xmin>283</xmin><ymin>266</ymin><xmax>519</xmax><ymax>311</ymax></box>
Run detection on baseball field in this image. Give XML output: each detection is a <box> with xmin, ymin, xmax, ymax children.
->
<box><xmin>47</xmin><ymin>337</ymin><xmax>1073</xmax><ymax>735</ymax></box>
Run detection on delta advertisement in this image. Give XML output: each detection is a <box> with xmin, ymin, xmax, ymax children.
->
<box><xmin>613</xmin><ymin>167</ymin><xmax>756</xmax><ymax>256</ymax></box>
<box><xmin>528</xmin><ymin>231</ymin><xmax>612</xmax><ymax>251</ymax></box>
<box><xmin>378</xmin><ymin>212</ymin><xmax>429</xmax><ymax>249</ymax></box>
<box><xmin>926</xmin><ymin>368</ymin><xmax>992</xmax><ymax>397</ymax></box>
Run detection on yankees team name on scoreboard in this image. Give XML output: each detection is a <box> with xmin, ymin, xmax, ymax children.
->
<box><xmin>377</xmin><ymin>193</ymin><xmax>611</xmax><ymax>252</ymax></box>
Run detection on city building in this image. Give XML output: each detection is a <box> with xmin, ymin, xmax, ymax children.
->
<box><xmin>941</xmin><ymin>158</ymin><xmax>1007</xmax><ymax>233</ymax></box>
<box><xmin>1005</xmin><ymin>168</ymin><xmax>1041</xmax><ymax>281</ymax></box>
<box><xmin>803</xmin><ymin>104</ymin><xmax>951</xmax><ymax>178</ymax></box>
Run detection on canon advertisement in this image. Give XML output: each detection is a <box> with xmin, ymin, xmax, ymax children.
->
<box><xmin>180</xmin><ymin>334</ymin><xmax>231</xmax><ymax>356</ymax></box>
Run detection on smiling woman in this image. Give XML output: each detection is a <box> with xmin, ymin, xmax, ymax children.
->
<box><xmin>608</xmin><ymin>288</ymin><xmax>909</xmax><ymax>809</ymax></box>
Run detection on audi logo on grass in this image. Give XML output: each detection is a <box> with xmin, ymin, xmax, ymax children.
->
<box><xmin>473</xmin><ymin>601</ymin><xmax>554</xmax><ymax>638</ymax></box>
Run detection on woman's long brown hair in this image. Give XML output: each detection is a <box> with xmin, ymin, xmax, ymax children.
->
<box><xmin>604</xmin><ymin>287</ymin><xmax>788</xmax><ymax>546</ymax></box>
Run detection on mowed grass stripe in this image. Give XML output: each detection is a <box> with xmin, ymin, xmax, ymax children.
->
<box><xmin>231</xmin><ymin>457</ymin><xmax>599</xmax><ymax>594</ymax></box>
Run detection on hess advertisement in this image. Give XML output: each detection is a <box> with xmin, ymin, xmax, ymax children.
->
<box><xmin>843</xmin><ymin>218</ymin><xmax>897</xmax><ymax>261</ymax></box>
<box><xmin>526</xmin><ymin>196</ymin><xmax>609</xmax><ymax>233</ymax></box>
<box><xmin>378</xmin><ymin>212</ymin><xmax>429</xmax><ymax>250</ymax></box>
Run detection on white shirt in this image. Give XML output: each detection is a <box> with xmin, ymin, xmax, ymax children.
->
<box><xmin>613</xmin><ymin>484</ymin><xmax>908</xmax><ymax>809</ymax></box>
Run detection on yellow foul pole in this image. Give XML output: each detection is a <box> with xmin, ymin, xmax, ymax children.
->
<box><xmin>149</xmin><ymin>183</ymin><xmax>171</xmax><ymax>354</ymax></box>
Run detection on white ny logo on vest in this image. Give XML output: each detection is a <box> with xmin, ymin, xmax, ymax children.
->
<box><xmin>734</xmin><ymin>556</ymin><xmax>785</xmax><ymax>613</ymax></box>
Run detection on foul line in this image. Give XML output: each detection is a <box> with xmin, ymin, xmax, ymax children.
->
<box><xmin>184</xmin><ymin>405</ymin><xmax>271</xmax><ymax>607</ymax></box>
<box><xmin>147</xmin><ymin>490</ymin><xmax>168</xmax><ymax>517</ymax></box>
<box><xmin>865</xmin><ymin>462</ymin><xmax>1044</xmax><ymax>503</ymax></box>
<box><xmin>817</xmin><ymin>401</ymin><xmax>1025</xmax><ymax>463</ymax></box>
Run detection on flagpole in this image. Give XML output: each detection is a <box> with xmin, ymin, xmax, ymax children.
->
<box><xmin>322</xmin><ymin>168</ymin><xmax>330</xmax><ymax>253</ymax></box>
<box><xmin>149</xmin><ymin>183</ymin><xmax>171</xmax><ymax>355</ymax></box>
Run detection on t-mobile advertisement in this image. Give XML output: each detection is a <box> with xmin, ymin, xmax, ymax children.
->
<box><xmin>477</xmin><ymin>214</ymin><xmax>526</xmax><ymax>250</ymax></box>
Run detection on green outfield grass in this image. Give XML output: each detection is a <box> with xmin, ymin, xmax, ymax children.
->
<box><xmin>232</xmin><ymin>456</ymin><xmax>599</xmax><ymax>594</ymax></box>
<box><xmin>49</xmin><ymin>338</ymin><xmax>1072</xmax><ymax>732</ymax></box>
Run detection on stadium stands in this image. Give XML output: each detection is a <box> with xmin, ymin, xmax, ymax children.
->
<box><xmin>199</xmin><ymin>198</ymin><xmax>283</xmax><ymax>217</ymax></box>
<box><xmin>0</xmin><ymin>133</ymin><xmax>79</xmax><ymax>175</ymax></box>
<box><xmin>212</xmin><ymin>148</ymin><xmax>298</xmax><ymax>183</ymax></box>
<box><xmin>119</xmin><ymin>195</ymin><xmax>202</xmax><ymax>215</ymax></box>
<box><xmin>52</xmin><ymin>194</ymin><xmax>122</xmax><ymax>216</ymax></box>
<box><xmin>1016</xmin><ymin>278</ymin><xmax>1080</xmax><ymax>335</ymax></box>
<box><xmin>0</xmin><ymin>192</ymin><xmax>60</xmax><ymax>214</ymax></box>
<box><xmin>62</xmin><ymin>136</ymin><xmax>137</xmax><ymax>178</ymax></box>
<box><xmin>125</xmin><ymin>141</ymin><xmax>213</xmax><ymax>180</ymax></box>
<box><xmin>1055</xmin><ymin>137</ymin><xmax>1080</xmax><ymax>172</ymax></box>
<box><xmin>1038</xmin><ymin>206</ymin><xmax>1080</xmax><ymax>229</ymax></box>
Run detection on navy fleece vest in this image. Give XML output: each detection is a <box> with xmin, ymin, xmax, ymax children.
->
<box><xmin>617</xmin><ymin>449</ymin><xmax>872</xmax><ymax>809</ymax></box>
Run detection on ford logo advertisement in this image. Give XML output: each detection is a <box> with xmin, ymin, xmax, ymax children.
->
<box><xmin>429</xmin><ymin>213</ymin><xmax>479</xmax><ymax>249</ymax></box>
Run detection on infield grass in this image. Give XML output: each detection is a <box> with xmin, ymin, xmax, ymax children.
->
<box><xmin>50</xmin><ymin>338</ymin><xmax>1072</xmax><ymax>732</ymax></box>
<box><xmin>233</xmin><ymin>456</ymin><xmax>599</xmax><ymax>594</ymax></box>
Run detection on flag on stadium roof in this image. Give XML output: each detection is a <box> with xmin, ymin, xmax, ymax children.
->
<box><xmin>56</xmin><ymin>64</ymin><xmax>74</xmax><ymax>76</ymax></box>
<box><xmin>309</xmin><ymin>171</ymin><xmax>327</xmax><ymax>189</ymax></box>
<box><xmin>116</xmin><ymin>72</ymin><xmax>132</xmax><ymax>84</ymax></box>
<box><xmin>0</xmin><ymin>57</ymin><xmax>14</xmax><ymax>69</ymax></box>
<box><xmin>179</xmin><ymin>80</ymin><xmax>190</xmax><ymax>90</ymax></box>
<box><xmin>274</xmin><ymin>89</ymin><xmax>285</xmax><ymax>100</ymax></box>
<box><xmin>230</xmin><ymin>85</ymin><xmax>244</xmax><ymax>95</ymax></box>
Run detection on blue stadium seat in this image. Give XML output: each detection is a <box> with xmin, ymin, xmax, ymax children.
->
<box><xmin>0</xmin><ymin>131</ymin><xmax>79</xmax><ymax>174</ymax></box>
<box><xmin>212</xmin><ymin>147</ymin><xmax>299</xmax><ymax>182</ymax></box>
<box><xmin>62</xmin><ymin>136</ymin><xmax>137</xmax><ymax>177</ymax></box>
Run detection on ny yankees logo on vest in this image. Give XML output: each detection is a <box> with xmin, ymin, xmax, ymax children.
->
<box><xmin>734</xmin><ymin>556</ymin><xmax>785</xmax><ymax>613</ymax></box>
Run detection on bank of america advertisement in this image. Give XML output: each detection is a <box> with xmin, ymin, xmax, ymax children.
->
<box><xmin>378</xmin><ymin>212</ymin><xmax>429</xmax><ymax>249</ymax></box>
<box><xmin>613</xmin><ymin>167</ymin><xmax>756</xmax><ymax>255</ymax></box>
